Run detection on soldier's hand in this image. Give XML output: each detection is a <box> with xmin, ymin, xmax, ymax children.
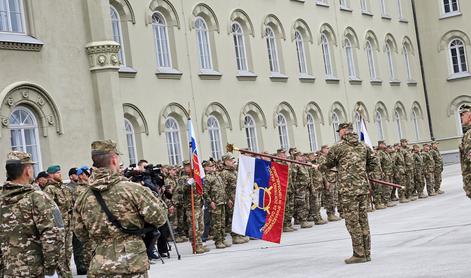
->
<box><xmin>169</xmin><ymin>205</ymin><xmax>175</xmax><ymax>215</ymax></box>
<box><xmin>211</xmin><ymin>201</ymin><xmax>216</xmax><ymax>210</ymax></box>
<box><xmin>187</xmin><ymin>178</ymin><xmax>195</xmax><ymax>186</ymax></box>
<box><xmin>311</xmin><ymin>164</ymin><xmax>319</xmax><ymax>170</ymax></box>
<box><xmin>227</xmin><ymin>200</ymin><xmax>233</xmax><ymax>209</ymax></box>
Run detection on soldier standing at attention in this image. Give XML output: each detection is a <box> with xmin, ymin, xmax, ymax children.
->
<box><xmin>412</xmin><ymin>145</ymin><xmax>425</xmax><ymax>198</ymax></box>
<box><xmin>44</xmin><ymin>165</ymin><xmax>74</xmax><ymax>277</ymax></box>
<box><xmin>393</xmin><ymin>143</ymin><xmax>407</xmax><ymax>203</ymax></box>
<box><xmin>431</xmin><ymin>141</ymin><xmax>445</xmax><ymax>194</ymax></box>
<box><xmin>279</xmin><ymin>149</ymin><xmax>297</xmax><ymax>232</ymax></box>
<box><xmin>459</xmin><ymin>104</ymin><xmax>471</xmax><ymax>198</ymax></box>
<box><xmin>73</xmin><ymin>140</ymin><xmax>167</xmax><ymax>277</ymax></box>
<box><xmin>400</xmin><ymin>139</ymin><xmax>416</xmax><ymax>201</ymax></box>
<box><xmin>1</xmin><ymin>151</ymin><xmax>66</xmax><ymax>277</ymax></box>
<box><xmin>318</xmin><ymin>145</ymin><xmax>342</xmax><ymax>221</ymax></box>
<box><xmin>173</xmin><ymin>164</ymin><xmax>189</xmax><ymax>243</ymax></box>
<box><xmin>292</xmin><ymin>152</ymin><xmax>314</xmax><ymax>229</ymax></box>
<box><xmin>377</xmin><ymin>142</ymin><xmax>396</xmax><ymax>207</ymax></box>
<box><xmin>422</xmin><ymin>144</ymin><xmax>436</xmax><ymax>197</ymax></box>
<box><xmin>320</xmin><ymin>123</ymin><xmax>379</xmax><ymax>264</ymax></box>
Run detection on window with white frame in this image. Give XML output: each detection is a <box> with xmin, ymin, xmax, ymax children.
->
<box><xmin>386</xmin><ymin>42</ymin><xmax>396</xmax><ymax>80</ymax></box>
<box><xmin>110</xmin><ymin>6</ymin><xmax>126</xmax><ymax>65</ymax></box>
<box><xmin>164</xmin><ymin>117</ymin><xmax>183</xmax><ymax>165</ymax></box>
<box><xmin>354</xmin><ymin>112</ymin><xmax>362</xmax><ymax>135</ymax></box>
<box><xmin>195</xmin><ymin>17</ymin><xmax>213</xmax><ymax>70</ymax></box>
<box><xmin>124</xmin><ymin>119</ymin><xmax>138</xmax><ymax>165</ymax></box>
<box><xmin>345</xmin><ymin>38</ymin><xmax>357</xmax><ymax>79</ymax></box>
<box><xmin>276</xmin><ymin>114</ymin><xmax>290</xmax><ymax>150</ymax></box>
<box><xmin>443</xmin><ymin>0</ymin><xmax>459</xmax><ymax>14</ymax></box>
<box><xmin>232</xmin><ymin>22</ymin><xmax>248</xmax><ymax>72</ymax></box>
<box><xmin>411</xmin><ymin>109</ymin><xmax>420</xmax><ymax>141</ymax></box>
<box><xmin>266</xmin><ymin>27</ymin><xmax>280</xmax><ymax>73</ymax></box>
<box><xmin>394</xmin><ymin>110</ymin><xmax>403</xmax><ymax>140</ymax></box>
<box><xmin>0</xmin><ymin>0</ymin><xmax>24</xmax><ymax>33</ymax></box>
<box><xmin>295</xmin><ymin>31</ymin><xmax>308</xmax><ymax>75</ymax></box>
<box><xmin>340</xmin><ymin>0</ymin><xmax>349</xmax><ymax>9</ymax></box>
<box><xmin>207</xmin><ymin>116</ymin><xmax>223</xmax><ymax>160</ymax></box>
<box><xmin>397</xmin><ymin>0</ymin><xmax>403</xmax><ymax>18</ymax></box>
<box><xmin>307</xmin><ymin>113</ymin><xmax>319</xmax><ymax>151</ymax></box>
<box><xmin>244</xmin><ymin>115</ymin><xmax>259</xmax><ymax>152</ymax></box>
<box><xmin>375</xmin><ymin>111</ymin><xmax>385</xmax><ymax>140</ymax></box>
<box><xmin>366</xmin><ymin>40</ymin><xmax>377</xmax><ymax>80</ymax></box>
<box><xmin>403</xmin><ymin>45</ymin><xmax>413</xmax><ymax>80</ymax></box>
<box><xmin>9</xmin><ymin>107</ymin><xmax>42</xmax><ymax>173</ymax></box>
<box><xmin>380</xmin><ymin>0</ymin><xmax>388</xmax><ymax>16</ymax></box>
<box><xmin>317</xmin><ymin>0</ymin><xmax>329</xmax><ymax>5</ymax></box>
<box><xmin>332</xmin><ymin>112</ymin><xmax>340</xmax><ymax>142</ymax></box>
<box><xmin>449</xmin><ymin>39</ymin><xmax>468</xmax><ymax>74</ymax></box>
<box><xmin>153</xmin><ymin>12</ymin><xmax>172</xmax><ymax>69</ymax></box>
<box><xmin>360</xmin><ymin>0</ymin><xmax>369</xmax><ymax>12</ymax></box>
<box><xmin>321</xmin><ymin>33</ymin><xmax>334</xmax><ymax>77</ymax></box>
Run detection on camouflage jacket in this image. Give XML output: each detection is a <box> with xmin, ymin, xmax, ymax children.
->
<box><xmin>203</xmin><ymin>172</ymin><xmax>226</xmax><ymax>205</ymax></box>
<box><xmin>220</xmin><ymin>166</ymin><xmax>237</xmax><ymax>202</ymax></box>
<box><xmin>291</xmin><ymin>164</ymin><xmax>310</xmax><ymax>192</ymax></box>
<box><xmin>370</xmin><ymin>153</ymin><xmax>383</xmax><ymax>180</ymax></box>
<box><xmin>422</xmin><ymin>150</ymin><xmax>435</xmax><ymax>173</ymax></box>
<box><xmin>66</xmin><ymin>180</ymin><xmax>79</xmax><ymax>203</ymax></box>
<box><xmin>309</xmin><ymin>167</ymin><xmax>324</xmax><ymax>192</ymax></box>
<box><xmin>179</xmin><ymin>173</ymin><xmax>203</xmax><ymax>209</ymax></box>
<box><xmin>460</xmin><ymin>125</ymin><xmax>471</xmax><ymax>198</ymax></box>
<box><xmin>43</xmin><ymin>181</ymin><xmax>74</xmax><ymax>225</ymax></box>
<box><xmin>320</xmin><ymin>132</ymin><xmax>379</xmax><ymax>196</ymax></box>
<box><xmin>401</xmin><ymin>147</ymin><xmax>414</xmax><ymax>172</ymax></box>
<box><xmin>394</xmin><ymin>150</ymin><xmax>406</xmax><ymax>177</ymax></box>
<box><xmin>430</xmin><ymin>148</ymin><xmax>444</xmax><ymax>172</ymax></box>
<box><xmin>1</xmin><ymin>182</ymin><xmax>65</xmax><ymax>277</ymax></box>
<box><xmin>73</xmin><ymin>167</ymin><xmax>167</xmax><ymax>276</ymax></box>
<box><xmin>412</xmin><ymin>152</ymin><xmax>424</xmax><ymax>177</ymax></box>
<box><xmin>317</xmin><ymin>155</ymin><xmax>338</xmax><ymax>185</ymax></box>
<box><xmin>378</xmin><ymin>149</ymin><xmax>393</xmax><ymax>176</ymax></box>
<box><xmin>165</xmin><ymin>176</ymin><xmax>176</xmax><ymax>191</ymax></box>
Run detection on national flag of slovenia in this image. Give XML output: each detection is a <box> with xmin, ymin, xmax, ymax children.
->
<box><xmin>188</xmin><ymin>118</ymin><xmax>205</xmax><ymax>195</ymax></box>
<box><xmin>232</xmin><ymin>155</ymin><xmax>289</xmax><ymax>244</ymax></box>
<box><xmin>360</xmin><ymin>118</ymin><xmax>373</xmax><ymax>149</ymax></box>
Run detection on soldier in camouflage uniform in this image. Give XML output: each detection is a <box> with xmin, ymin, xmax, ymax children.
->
<box><xmin>422</xmin><ymin>144</ymin><xmax>435</xmax><ymax>197</ymax></box>
<box><xmin>320</xmin><ymin>123</ymin><xmax>379</xmax><ymax>264</ymax></box>
<box><xmin>393</xmin><ymin>144</ymin><xmax>408</xmax><ymax>203</ymax></box>
<box><xmin>203</xmin><ymin>161</ymin><xmax>229</xmax><ymax>249</ymax></box>
<box><xmin>1</xmin><ymin>151</ymin><xmax>67</xmax><ymax>277</ymax></box>
<box><xmin>292</xmin><ymin>152</ymin><xmax>314</xmax><ymax>228</ymax></box>
<box><xmin>73</xmin><ymin>140</ymin><xmax>167</xmax><ymax>277</ymax></box>
<box><xmin>459</xmin><ymin>104</ymin><xmax>471</xmax><ymax>198</ymax></box>
<box><xmin>279</xmin><ymin>149</ymin><xmax>296</xmax><ymax>232</ymax></box>
<box><xmin>412</xmin><ymin>145</ymin><xmax>425</xmax><ymax>198</ymax></box>
<box><xmin>318</xmin><ymin>145</ymin><xmax>342</xmax><ymax>221</ymax></box>
<box><xmin>173</xmin><ymin>165</ymin><xmax>189</xmax><ymax>243</ymax></box>
<box><xmin>308</xmin><ymin>154</ymin><xmax>328</xmax><ymax>225</ymax></box>
<box><xmin>370</xmin><ymin>149</ymin><xmax>383</xmax><ymax>210</ymax></box>
<box><xmin>43</xmin><ymin>165</ymin><xmax>74</xmax><ymax>277</ymax></box>
<box><xmin>400</xmin><ymin>139</ymin><xmax>416</xmax><ymax>201</ymax></box>
<box><xmin>431</xmin><ymin>142</ymin><xmax>445</xmax><ymax>194</ymax></box>
<box><xmin>179</xmin><ymin>161</ymin><xmax>209</xmax><ymax>254</ymax></box>
<box><xmin>377</xmin><ymin>141</ymin><xmax>396</xmax><ymax>207</ymax></box>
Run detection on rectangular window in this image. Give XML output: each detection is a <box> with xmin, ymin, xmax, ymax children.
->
<box><xmin>0</xmin><ymin>0</ymin><xmax>25</xmax><ymax>33</ymax></box>
<box><xmin>443</xmin><ymin>0</ymin><xmax>459</xmax><ymax>14</ymax></box>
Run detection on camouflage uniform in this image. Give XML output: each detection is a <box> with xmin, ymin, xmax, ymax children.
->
<box><xmin>172</xmin><ymin>174</ymin><xmax>188</xmax><ymax>240</ymax></box>
<box><xmin>401</xmin><ymin>145</ymin><xmax>415</xmax><ymax>199</ymax></box>
<box><xmin>43</xmin><ymin>180</ymin><xmax>74</xmax><ymax>276</ymax></box>
<box><xmin>394</xmin><ymin>148</ymin><xmax>407</xmax><ymax>201</ymax></box>
<box><xmin>74</xmin><ymin>167</ymin><xmax>167</xmax><ymax>277</ymax></box>
<box><xmin>422</xmin><ymin>148</ymin><xmax>436</xmax><ymax>196</ymax></box>
<box><xmin>370</xmin><ymin>152</ymin><xmax>383</xmax><ymax>208</ymax></box>
<box><xmin>72</xmin><ymin>181</ymin><xmax>93</xmax><ymax>274</ymax></box>
<box><xmin>461</xmin><ymin>125</ymin><xmax>471</xmax><ymax>198</ymax></box>
<box><xmin>309</xmin><ymin>166</ymin><xmax>326</xmax><ymax>224</ymax></box>
<box><xmin>283</xmin><ymin>165</ymin><xmax>296</xmax><ymax>229</ymax></box>
<box><xmin>377</xmin><ymin>148</ymin><xmax>393</xmax><ymax>205</ymax></box>
<box><xmin>220</xmin><ymin>165</ymin><xmax>241</xmax><ymax>239</ymax></box>
<box><xmin>318</xmin><ymin>155</ymin><xmax>340</xmax><ymax>219</ymax></box>
<box><xmin>320</xmin><ymin>131</ymin><xmax>379</xmax><ymax>260</ymax></box>
<box><xmin>412</xmin><ymin>149</ymin><xmax>425</xmax><ymax>197</ymax></box>
<box><xmin>431</xmin><ymin>146</ymin><xmax>444</xmax><ymax>193</ymax></box>
<box><xmin>203</xmin><ymin>170</ymin><xmax>227</xmax><ymax>246</ymax></box>
<box><xmin>292</xmin><ymin>164</ymin><xmax>311</xmax><ymax>225</ymax></box>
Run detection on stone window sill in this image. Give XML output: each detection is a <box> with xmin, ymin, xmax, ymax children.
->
<box><xmin>198</xmin><ymin>70</ymin><xmax>222</xmax><ymax>80</ymax></box>
<box><xmin>290</xmin><ymin>0</ymin><xmax>305</xmax><ymax>2</ymax></box>
<box><xmin>270</xmin><ymin>72</ymin><xmax>288</xmax><ymax>82</ymax></box>
<box><xmin>299</xmin><ymin>74</ymin><xmax>316</xmax><ymax>83</ymax></box>
<box><xmin>340</xmin><ymin>6</ymin><xmax>353</xmax><ymax>12</ymax></box>
<box><xmin>315</xmin><ymin>1</ymin><xmax>330</xmax><ymax>8</ymax></box>
<box><xmin>447</xmin><ymin>72</ymin><xmax>471</xmax><ymax>81</ymax></box>
<box><xmin>237</xmin><ymin>71</ymin><xmax>257</xmax><ymax>81</ymax></box>
<box><xmin>439</xmin><ymin>11</ymin><xmax>462</xmax><ymax>20</ymax></box>
<box><xmin>349</xmin><ymin>78</ymin><xmax>363</xmax><ymax>85</ymax></box>
<box><xmin>389</xmin><ymin>80</ymin><xmax>401</xmax><ymax>86</ymax></box>
<box><xmin>361</xmin><ymin>10</ymin><xmax>373</xmax><ymax>17</ymax></box>
<box><xmin>381</xmin><ymin>15</ymin><xmax>392</xmax><ymax>20</ymax></box>
<box><xmin>155</xmin><ymin>68</ymin><xmax>183</xmax><ymax>80</ymax></box>
<box><xmin>399</xmin><ymin>17</ymin><xmax>409</xmax><ymax>23</ymax></box>
<box><xmin>0</xmin><ymin>33</ymin><xmax>43</xmax><ymax>52</ymax></box>
<box><xmin>407</xmin><ymin>80</ymin><xmax>418</xmax><ymax>86</ymax></box>
<box><xmin>370</xmin><ymin>79</ymin><xmax>383</xmax><ymax>85</ymax></box>
<box><xmin>325</xmin><ymin>76</ymin><xmax>340</xmax><ymax>84</ymax></box>
<box><xmin>119</xmin><ymin>66</ymin><xmax>137</xmax><ymax>78</ymax></box>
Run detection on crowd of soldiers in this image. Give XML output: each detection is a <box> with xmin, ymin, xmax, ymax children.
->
<box><xmin>0</xmin><ymin>132</ymin><xmax>446</xmax><ymax>276</ymax></box>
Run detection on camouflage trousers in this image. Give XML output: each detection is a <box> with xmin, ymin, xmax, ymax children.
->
<box><xmin>72</xmin><ymin>233</ymin><xmax>92</xmax><ymax>274</ymax></box>
<box><xmin>322</xmin><ymin>185</ymin><xmax>338</xmax><ymax>215</ymax></box>
<box><xmin>294</xmin><ymin>185</ymin><xmax>308</xmax><ymax>222</ymax></box>
<box><xmin>308</xmin><ymin>190</ymin><xmax>323</xmax><ymax>220</ymax></box>
<box><xmin>405</xmin><ymin>172</ymin><xmax>414</xmax><ymax>198</ymax></box>
<box><xmin>226</xmin><ymin>203</ymin><xmax>234</xmax><ymax>234</ymax></box>
<box><xmin>58</xmin><ymin>226</ymin><xmax>73</xmax><ymax>276</ymax></box>
<box><xmin>186</xmin><ymin>205</ymin><xmax>204</xmax><ymax>247</ymax></box>
<box><xmin>211</xmin><ymin>205</ymin><xmax>226</xmax><ymax>243</ymax></box>
<box><xmin>340</xmin><ymin>194</ymin><xmax>371</xmax><ymax>258</ymax></box>
<box><xmin>425</xmin><ymin>172</ymin><xmax>435</xmax><ymax>195</ymax></box>
<box><xmin>380</xmin><ymin>174</ymin><xmax>393</xmax><ymax>204</ymax></box>
<box><xmin>434</xmin><ymin>168</ymin><xmax>443</xmax><ymax>192</ymax></box>
<box><xmin>283</xmin><ymin>188</ymin><xmax>295</xmax><ymax>226</ymax></box>
<box><xmin>396</xmin><ymin>174</ymin><xmax>407</xmax><ymax>199</ymax></box>
<box><xmin>176</xmin><ymin>205</ymin><xmax>188</xmax><ymax>237</ymax></box>
<box><xmin>414</xmin><ymin>173</ymin><xmax>425</xmax><ymax>195</ymax></box>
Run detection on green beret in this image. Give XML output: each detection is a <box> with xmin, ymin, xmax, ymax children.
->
<box><xmin>47</xmin><ymin>165</ymin><xmax>61</xmax><ymax>174</ymax></box>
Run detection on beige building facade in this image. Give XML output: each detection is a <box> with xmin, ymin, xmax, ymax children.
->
<box><xmin>0</xmin><ymin>0</ymin><xmax>434</xmax><ymax>178</ymax></box>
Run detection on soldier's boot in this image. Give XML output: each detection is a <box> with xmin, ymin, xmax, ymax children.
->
<box><xmin>294</xmin><ymin>219</ymin><xmax>300</xmax><ymax>225</ymax></box>
<box><xmin>367</xmin><ymin>207</ymin><xmax>374</xmax><ymax>212</ymax></box>
<box><xmin>203</xmin><ymin>245</ymin><xmax>210</xmax><ymax>253</ymax></box>
<box><xmin>344</xmin><ymin>256</ymin><xmax>368</xmax><ymax>264</ymax></box>
<box><xmin>375</xmin><ymin>204</ymin><xmax>386</xmax><ymax>210</ymax></box>
<box><xmin>232</xmin><ymin>235</ymin><xmax>245</xmax><ymax>244</ymax></box>
<box><xmin>386</xmin><ymin>202</ymin><xmax>397</xmax><ymax>207</ymax></box>
<box><xmin>429</xmin><ymin>192</ymin><xmax>437</xmax><ymax>196</ymax></box>
<box><xmin>410</xmin><ymin>195</ymin><xmax>418</xmax><ymax>201</ymax></box>
<box><xmin>314</xmin><ymin>218</ymin><xmax>328</xmax><ymax>225</ymax></box>
<box><xmin>399</xmin><ymin>197</ymin><xmax>409</xmax><ymax>203</ymax></box>
<box><xmin>175</xmin><ymin>236</ymin><xmax>185</xmax><ymax>243</ymax></box>
<box><xmin>327</xmin><ymin>213</ymin><xmax>341</xmax><ymax>222</ymax></box>
<box><xmin>195</xmin><ymin>245</ymin><xmax>206</xmax><ymax>254</ymax></box>
<box><xmin>437</xmin><ymin>190</ymin><xmax>445</xmax><ymax>195</ymax></box>
<box><xmin>301</xmin><ymin>222</ymin><xmax>314</xmax><ymax>229</ymax></box>
<box><xmin>215</xmin><ymin>241</ymin><xmax>226</xmax><ymax>249</ymax></box>
<box><xmin>419</xmin><ymin>193</ymin><xmax>428</xmax><ymax>199</ymax></box>
<box><xmin>283</xmin><ymin>226</ymin><xmax>294</xmax><ymax>232</ymax></box>
<box><xmin>223</xmin><ymin>240</ymin><xmax>232</xmax><ymax>247</ymax></box>
<box><xmin>307</xmin><ymin>216</ymin><xmax>315</xmax><ymax>222</ymax></box>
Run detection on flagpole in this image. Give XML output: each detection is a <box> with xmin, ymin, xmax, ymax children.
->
<box><xmin>188</xmin><ymin>116</ymin><xmax>197</xmax><ymax>254</ymax></box>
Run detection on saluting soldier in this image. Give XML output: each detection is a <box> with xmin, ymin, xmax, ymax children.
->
<box><xmin>459</xmin><ymin>104</ymin><xmax>471</xmax><ymax>199</ymax></box>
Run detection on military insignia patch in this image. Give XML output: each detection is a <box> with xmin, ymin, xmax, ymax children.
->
<box><xmin>52</xmin><ymin>207</ymin><xmax>64</xmax><ymax>228</ymax></box>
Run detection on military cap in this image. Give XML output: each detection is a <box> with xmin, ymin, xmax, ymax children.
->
<box><xmin>292</xmin><ymin>151</ymin><xmax>303</xmax><ymax>157</ymax></box>
<box><xmin>36</xmin><ymin>171</ymin><xmax>49</xmax><ymax>179</ymax></box>
<box><xmin>222</xmin><ymin>153</ymin><xmax>235</xmax><ymax>161</ymax></box>
<box><xmin>6</xmin><ymin>151</ymin><xmax>36</xmax><ymax>165</ymax></box>
<box><xmin>378</xmin><ymin>140</ymin><xmax>386</xmax><ymax>146</ymax></box>
<box><xmin>459</xmin><ymin>104</ymin><xmax>471</xmax><ymax>114</ymax></box>
<box><xmin>423</xmin><ymin>143</ymin><xmax>430</xmax><ymax>147</ymax></box>
<box><xmin>321</xmin><ymin>144</ymin><xmax>330</xmax><ymax>149</ymax></box>
<box><xmin>91</xmin><ymin>139</ymin><xmax>121</xmax><ymax>155</ymax></box>
<box><xmin>68</xmin><ymin>168</ymin><xmax>78</xmax><ymax>176</ymax></box>
<box><xmin>202</xmin><ymin>160</ymin><xmax>215</xmax><ymax>167</ymax></box>
<box><xmin>276</xmin><ymin>148</ymin><xmax>286</xmax><ymax>154</ymax></box>
<box><xmin>47</xmin><ymin>165</ymin><xmax>61</xmax><ymax>174</ymax></box>
<box><xmin>412</xmin><ymin>144</ymin><xmax>420</xmax><ymax>148</ymax></box>
<box><xmin>431</xmin><ymin>141</ymin><xmax>439</xmax><ymax>145</ymax></box>
<box><xmin>182</xmin><ymin>160</ymin><xmax>190</xmax><ymax>166</ymax></box>
<box><xmin>393</xmin><ymin>143</ymin><xmax>400</xmax><ymax>147</ymax></box>
<box><xmin>337</xmin><ymin>122</ymin><xmax>353</xmax><ymax>132</ymax></box>
<box><xmin>400</xmin><ymin>139</ymin><xmax>408</xmax><ymax>143</ymax></box>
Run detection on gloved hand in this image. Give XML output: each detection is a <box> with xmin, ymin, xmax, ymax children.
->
<box><xmin>187</xmin><ymin>178</ymin><xmax>195</xmax><ymax>185</ymax></box>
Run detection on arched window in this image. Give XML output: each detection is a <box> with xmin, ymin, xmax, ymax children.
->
<box><xmin>295</xmin><ymin>31</ymin><xmax>308</xmax><ymax>74</ymax></box>
<box><xmin>266</xmin><ymin>27</ymin><xmax>280</xmax><ymax>73</ymax></box>
<box><xmin>207</xmin><ymin>116</ymin><xmax>223</xmax><ymax>160</ymax></box>
<box><xmin>232</xmin><ymin>22</ymin><xmax>248</xmax><ymax>72</ymax></box>
<box><xmin>124</xmin><ymin>119</ymin><xmax>138</xmax><ymax>165</ymax></box>
<box><xmin>449</xmin><ymin>39</ymin><xmax>468</xmax><ymax>74</ymax></box>
<box><xmin>9</xmin><ymin>107</ymin><xmax>42</xmax><ymax>173</ymax></box>
<box><xmin>321</xmin><ymin>33</ymin><xmax>334</xmax><ymax>77</ymax></box>
<box><xmin>153</xmin><ymin>12</ymin><xmax>172</xmax><ymax>69</ymax></box>
<box><xmin>366</xmin><ymin>40</ymin><xmax>377</xmax><ymax>80</ymax></box>
<box><xmin>375</xmin><ymin>111</ymin><xmax>384</xmax><ymax>140</ymax></box>
<box><xmin>195</xmin><ymin>17</ymin><xmax>213</xmax><ymax>70</ymax></box>
<box><xmin>443</xmin><ymin>0</ymin><xmax>459</xmax><ymax>14</ymax></box>
<box><xmin>394</xmin><ymin>110</ymin><xmax>403</xmax><ymax>140</ymax></box>
<box><xmin>332</xmin><ymin>112</ymin><xmax>340</xmax><ymax>142</ymax></box>
<box><xmin>111</xmin><ymin>6</ymin><xmax>126</xmax><ymax>65</ymax></box>
<box><xmin>276</xmin><ymin>114</ymin><xmax>289</xmax><ymax>150</ymax></box>
<box><xmin>411</xmin><ymin>110</ymin><xmax>420</xmax><ymax>141</ymax></box>
<box><xmin>164</xmin><ymin>117</ymin><xmax>183</xmax><ymax>165</ymax></box>
<box><xmin>0</xmin><ymin>0</ymin><xmax>24</xmax><ymax>33</ymax></box>
<box><xmin>244</xmin><ymin>115</ymin><xmax>259</xmax><ymax>152</ymax></box>
<box><xmin>345</xmin><ymin>38</ymin><xmax>357</xmax><ymax>78</ymax></box>
<box><xmin>307</xmin><ymin>113</ymin><xmax>319</xmax><ymax>151</ymax></box>
<box><xmin>403</xmin><ymin>45</ymin><xmax>413</xmax><ymax>80</ymax></box>
<box><xmin>386</xmin><ymin>42</ymin><xmax>396</xmax><ymax>80</ymax></box>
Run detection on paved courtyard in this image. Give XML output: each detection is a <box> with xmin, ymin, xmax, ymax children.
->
<box><xmin>75</xmin><ymin>164</ymin><xmax>471</xmax><ymax>278</ymax></box>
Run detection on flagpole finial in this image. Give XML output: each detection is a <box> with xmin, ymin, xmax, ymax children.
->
<box><xmin>226</xmin><ymin>144</ymin><xmax>239</xmax><ymax>153</ymax></box>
